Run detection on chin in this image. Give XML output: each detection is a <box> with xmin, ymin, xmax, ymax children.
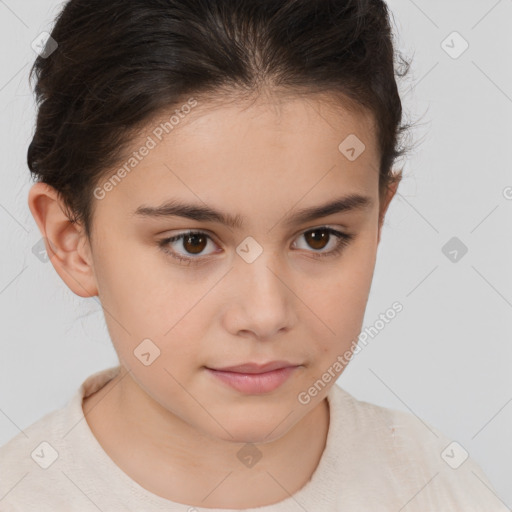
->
<box><xmin>207</xmin><ymin>416</ymin><xmax>294</xmax><ymax>446</ymax></box>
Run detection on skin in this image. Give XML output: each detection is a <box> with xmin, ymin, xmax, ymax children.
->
<box><xmin>28</xmin><ymin>91</ymin><xmax>400</xmax><ymax>508</ymax></box>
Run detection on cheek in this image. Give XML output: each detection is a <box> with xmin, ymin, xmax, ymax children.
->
<box><xmin>91</xmin><ymin>233</ymin><xmax>171</xmax><ymax>320</ymax></box>
<box><xmin>91</xmin><ymin>243</ymin><xmax>213</xmax><ymax>372</ymax></box>
<box><xmin>308</xmin><ymin>240</ymin><xmax>377</xmax><ymax>355</ymax></box>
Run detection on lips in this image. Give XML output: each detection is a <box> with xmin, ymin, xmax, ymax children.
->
<box><xmin>206</xmin><ymin>365</ymin><xmax>299</xmax><ymax>394</ymax></box>
<box><xmin>205</xmin><ymin>360</ymin><xmax>302</xmax><ymax>394</ymax></box>
<box><xmin>209</xmin><ymin>360</ymin><xmax>297</xmax><ymax>374</ymax></box>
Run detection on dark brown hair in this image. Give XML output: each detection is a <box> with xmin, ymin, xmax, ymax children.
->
<box><xmin>27</xmin><ymin>0</ymin><xmax>415</xmax><ymax>241</ymax></box>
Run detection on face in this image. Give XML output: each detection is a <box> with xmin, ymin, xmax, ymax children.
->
<box><xmin>48</xmin><ymin>93</ymin><xmax>396</xmax><ymax>444</ymax></box>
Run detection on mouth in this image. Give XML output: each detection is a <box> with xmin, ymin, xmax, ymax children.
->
<box><xmin>205</xmin><ymin>361</ymin><xmax>301</xmax><ymax>394</ymax></box>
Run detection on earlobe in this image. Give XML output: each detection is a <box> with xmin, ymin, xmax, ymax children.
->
<box><xmin>28</xmin><ymin>182</ymin><xmax>98</xmax><ymax>298</ymax></box>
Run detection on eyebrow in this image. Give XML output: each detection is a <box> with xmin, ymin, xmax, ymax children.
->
<box><xmin>133</xmin><ymin>193</ymin><xmax>373</xmax><ymax>230</ymax></box>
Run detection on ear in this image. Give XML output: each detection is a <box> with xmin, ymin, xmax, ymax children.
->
<box><xmin>377</xmin><ymin>172</ymin><xmax>401</xmax><ymax>245</ymax></box>
<box><xmin>28</xmin><ymin>182</ymin><xmax>98</xmax><ymax>298</ymax></box>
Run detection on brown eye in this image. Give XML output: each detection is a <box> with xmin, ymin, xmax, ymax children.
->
<box><xmin>303</xmin><ymin>228</ymin><xmax>331</xmax><ymax>251</ymax></box>
<box><xmin>159</xmin><ymin>226</ymin><xmax>353</xmax><ymax>266</ymax></box>
<box><xmin>293</xmin><ymin>227</ymin><xmax>354</xmax><ymax>259</ymax></box>
<box><xmin>158</xmin><ymin>230</ymin><xmax>219</xmax><ymax>264</ymax></box>
<box><xmin>182</xmin><ymin>233</ymin><xmax>208</xmax><ymax>254</ymax></box>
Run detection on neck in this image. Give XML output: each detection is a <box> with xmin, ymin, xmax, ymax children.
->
<box><xmin>82</xmin><ymin>365</ymin><xmax>330</xmax><ymax>508</ymax></box>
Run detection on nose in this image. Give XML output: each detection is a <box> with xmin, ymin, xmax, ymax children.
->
<box><xmin>222</xmin><ymin>249</ymin><xmax>297</xmax><ymax>340</ymax></box>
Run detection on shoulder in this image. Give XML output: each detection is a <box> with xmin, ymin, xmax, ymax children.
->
<box><xmin>0</xmin><ymin>366</ymin><xmax>122</xmax><ymax>511</ymax></box>
<box><xmin>325</xmin><ymin>385</ymin><xmax>508</xmax><ymax>511</ymax></box>
<box><xmin>330</xmin><ymin>383</ymin><xmax>467</xmax><ymax>460</ymax></box>
<box><xmin>330</xmin><ymin>383</ymin><xmax>446</xmax><ymax>447</ymax></box>
<box><xmin>0</xmin><ymin>400</ymin><xmax>74</xmax><ymax>511</ymax></box>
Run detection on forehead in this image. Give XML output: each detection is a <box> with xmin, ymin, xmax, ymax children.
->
<box><xmin>147</xmin><ymin>91</ymin><xmax>378</xmax><ymax>163</ymax></box>
<box><xmin>95</xmin><ymin>92</ymin><xmax>380</xmax><ymax>221</ymax></box>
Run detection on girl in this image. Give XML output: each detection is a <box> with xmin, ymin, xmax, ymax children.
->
<box><xmin>0</xmin><ymin>0</ymin><xmax>507</xmax><ymax>510</ymax></box>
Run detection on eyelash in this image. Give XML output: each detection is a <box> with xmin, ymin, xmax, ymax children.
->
<box><xmin>158</xmin><ymin>227</ymin><xmax>354</xmax><ymax>266</ymax></box>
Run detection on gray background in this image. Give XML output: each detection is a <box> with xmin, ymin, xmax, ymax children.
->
<box><xmin>0</xmin><ymin>0</ymin><xmax>511</xmax><ymax>506</ymax></box>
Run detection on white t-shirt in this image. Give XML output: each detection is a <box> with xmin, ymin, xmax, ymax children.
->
<box><xmin>0</xmin><ymin>365</ymin><xmax>507</xmax><ymax>511</ymax></box>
